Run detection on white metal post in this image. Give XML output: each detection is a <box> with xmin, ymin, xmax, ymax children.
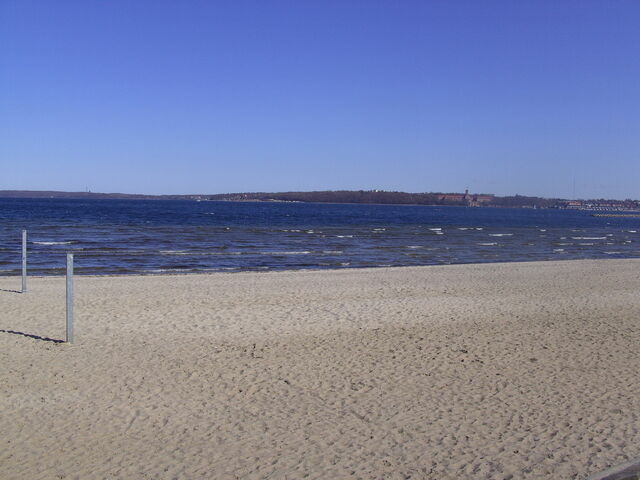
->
<box><xmin>66</xmin><ymin>254</ymin><xmax>74</xmax><ymax>343</ymax></box>
<box><xmin>21</xmin><ymin>230</ymin><xmax>27</xmax><ymax>293</ymax></box>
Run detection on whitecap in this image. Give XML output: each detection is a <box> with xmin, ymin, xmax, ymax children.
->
<box><xmin>488</xmin><ymin>233</ymin><xmax>513</xmax><ymax>237</ymax></box>
<box><xmin>33</xmin><ymin>241</ymin><xmax>74</xmax><ymax>245</ymax></box>
<box><xmin>262</xmin><ymin>251</ymin><xmax>311</xmax><ymax>255</ymax></box>
<box><xmin>149</xmin><ymin>268</ymin><xmax>196</xmax><ymax>273</ymax></box>
<box><xmin>477</xmin><ymin>242</ymin><xmax>497</xmax><ymax>246</ymax></box>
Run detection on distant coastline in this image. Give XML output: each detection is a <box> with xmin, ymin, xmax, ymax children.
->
<box><xmin>1</xmin><ymin>189</ymin><xmax>639</xmax><ymax>211</ymax></box>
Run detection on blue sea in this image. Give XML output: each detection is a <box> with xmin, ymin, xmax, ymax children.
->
<box><xmin>0</xmin><ymin>198</ymin><xmax>638</xmax><ymax>275</ymax></box>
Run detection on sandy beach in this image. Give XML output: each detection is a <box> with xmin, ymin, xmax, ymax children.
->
<box><xmin>1</xmin><ymin>259</ymin><xmax>639</xmax><ymax>479</ymax></box>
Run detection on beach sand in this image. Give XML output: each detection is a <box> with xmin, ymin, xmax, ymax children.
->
<box><xmin>1</xmin><ymin>259</ymin><xmax>639</xmax><ymax>479</ymax></box>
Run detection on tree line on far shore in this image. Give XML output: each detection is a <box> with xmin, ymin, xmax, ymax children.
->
<box><xmin>207</xmin><ymin>190</ymin><xmax>563</xmax><ymax>208</ymax></box>
<box><xmin>2</xmin><ymin>189</ymin><xmax>638</xmax><ymax>209</ymax></box>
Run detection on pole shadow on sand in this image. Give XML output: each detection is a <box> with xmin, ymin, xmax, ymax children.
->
<box><xmin>0</xmin><ymin>329</ymin><xmax>65</xmax><ymax>344</ymax></box>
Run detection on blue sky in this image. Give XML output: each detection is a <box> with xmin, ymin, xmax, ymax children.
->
<box><xmin>1</xmin><ymin>0</ymin><xmax>639</xmax><ymax>198</ymax></box>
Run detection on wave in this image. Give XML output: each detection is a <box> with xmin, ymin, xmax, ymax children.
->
<box><xmin>148</xmin><ymin>267</ymin><xmax>197</xmax><ymax>273</ymax></box>
<box><xmin>571</xmin><ymin>237</ymin><xmax>606</xmax><ymax>240</ymax></box>
<box><xmin>33</xmin><ymin>241</ymin><xmax>75</xmax><ymax>245</ymax></box>
<box><xmin>261</xmin><ymin>251</ymin><xmax>311</xmax><ymax>255</ymax></box>
<box><xmin>336</xmin><ymin>235</ymin><xmax>353</xmax><ymax>238</ymax></box>
<box><xmin>160</xmin><ymin>250</ymin><xmax>243</xmax><ymax>256</ymax></box>
<box><xmin>147</xmin><ymin>267</ymin><xmax>243</xmax><ymax>273</ymax></box>
<box><xmin>477</xmin><ymin>242</ymin><xmax>497</xmax><ymax>246</ymax></box>
<box><xmin>488</xmin><ymin>233</ymin><xmax>513</xmax><ymax>237</ymax></box>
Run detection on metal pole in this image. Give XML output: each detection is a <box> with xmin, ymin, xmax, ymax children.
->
<box><xmin>21</xmin><ymin>230</ymin><xmax>27</xmax><ymax>293</ymax></box>
<box><xmin>66</xmin><ymin>254</ymin><xmax>74</xmax><ymax>343</ymax></box>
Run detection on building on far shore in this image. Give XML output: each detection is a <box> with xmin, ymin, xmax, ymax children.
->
<box><xmin>563</xmin><ymin>199</ymin><xmax>640</xmax><ymax>211</ymax></box>
<box><xmin>438</xmin><ymin>189</ymin><xmax>495</xmax><ymax>206</ymax></box>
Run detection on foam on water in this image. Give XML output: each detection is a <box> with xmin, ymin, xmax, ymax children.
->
<box><xmin>33</xmin><ymin>241</ymin><xmax>75</xmax><ymax>245</ymax></box>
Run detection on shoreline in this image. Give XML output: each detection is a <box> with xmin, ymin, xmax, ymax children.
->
<box><xmin>1</xmin><ymin>256</ymin><xmax>637</xmax><ymax>280</ymax></box>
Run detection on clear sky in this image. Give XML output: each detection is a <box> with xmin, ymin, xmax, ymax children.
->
<box><xmin>1</xmin><ymin>1</ymin><xmax>639</xmax><ymax>198</ymax></box>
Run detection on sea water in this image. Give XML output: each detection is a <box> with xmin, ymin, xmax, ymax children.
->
<box><xmin>0</xmin><ymin>198</ymin><xmax>638</xmax><ymax>275</ymax></box>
